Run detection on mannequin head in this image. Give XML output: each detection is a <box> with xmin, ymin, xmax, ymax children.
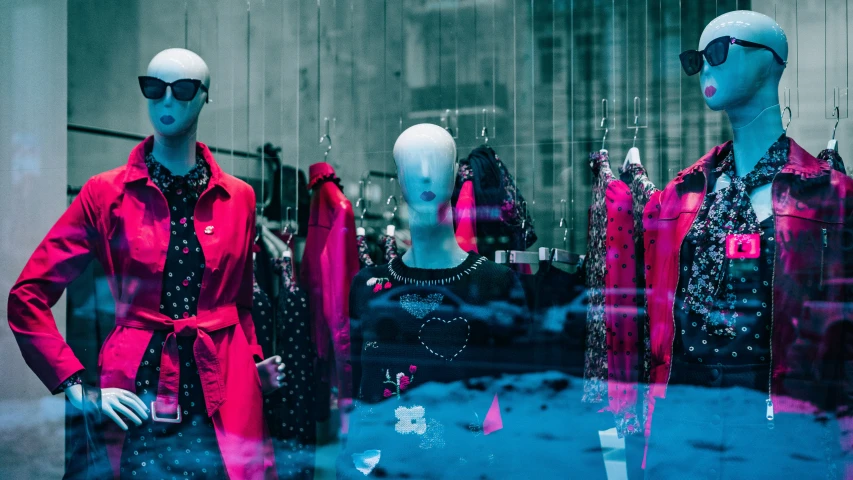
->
<box><xmin>143</xmin><ymin>48</ymin><xmax>210</xmax><ymax>138</ymax></box>
<box><xmin>392</xmin><ymin>124</ymin><xmax>457</xmax><ymax>225</ymax></box>
<box><xmin>696</xmin><ymin>11</ymin><xmax>787</xmax><ymax>117</ymax></box>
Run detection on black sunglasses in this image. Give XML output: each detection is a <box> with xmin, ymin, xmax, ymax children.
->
<box><xmin>138</xmin><ymin>76</ymin><xmax>209</xmax><ymax>102</ymax></box>
<box><xmin>679</xmin><ymin>36</ymin><xmax>786</xmax><ymax>76</ymax></box>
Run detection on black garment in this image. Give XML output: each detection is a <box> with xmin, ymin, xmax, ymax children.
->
<box><xmin>818</xmin><ymin>148</ymin><xmax>846</xmax><ymax>174</ymax></box>
<box><xmin>519</xmin><ymin>260</ymin><xmax>587</xmax><ymax>376</ymax></box>
<box><xmin>256</xmin><ymin>256</ymin><xmax>317</xmax><ymax>480</ymax></box>
<box><xmin>675</xmin><ymin>216</ymin><xmax>774</xmax><ymax>366</ymax></box>
<box><xmin>64</xmin><ymin>261</ymin><xmax>115</xmax><ymax>479</ymax></box>
<box><xmin>452</xmin><ymin>145</ymin><xmax>537</xmax><ymax>263</ymax></box>
<box><xmin>339</xmin><ymin>252</ymin><xmax>535</xmax><ymax>479</ymax></box>
<box><xmin>119</xmin><ymin>155</ymin><xmax>226</xmax><ymax>479</ymax></box>
<box><xmin>646</xmin><ymin>360</ymin><xmax>842</xmax><ymax>480</ymax></box>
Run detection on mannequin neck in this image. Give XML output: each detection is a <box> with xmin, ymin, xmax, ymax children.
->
<box><xmin>151</xmin><ymin>128</ymin><xmax>198</xmax><ymax>177</ymax></box>
<box><xmin>727</xmin><ymin>98</ymin><xmax>784</xmax><ymax>177</ymax></box>
<box><xmin>403</xmin><ymin>204</ymin><xmax>469</xmax><ymax>269</ymax></box>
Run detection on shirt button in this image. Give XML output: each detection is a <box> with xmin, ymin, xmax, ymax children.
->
<box><xmin>182</xmin><ymin>279</ymin><xmax>190</xmax><ymax>287</ymax></box>
<box><xmin>176</xmin><ymin>189</ymin><xmax>183</xmax><ymax>195</ymax></box>
<box><xmin>183</xmin><ymin>312</ymin><xmax>190</xmax><ymax>319</ymax></box>
<box><xmin>180</xmin><ymin>217</ymin><xmax>187</xmax><ymax>225</ymax></box>
<box><xmin>183</xmin><ymin>247</ymin><xmax>189</xmax><ymax>254</ymax></box>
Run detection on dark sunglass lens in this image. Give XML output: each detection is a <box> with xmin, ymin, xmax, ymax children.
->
<box><xmin>705</xmin><ymin>37</ymin><xmax>730</xmax><ymax>66</ymax></box>
<box><xmin>139</xmin><ymin>78</ymin><xmax>167</xmax><ymax>99</ymax></box>
<box><xmin>170</xmin><ymin>80</ymin><xmax>199</xmax><ymax>101</ymax></box>
<box><xmin>679</xmin><ymin>51</ymin><xmax>702</xmax><ymax>76</ymax></box>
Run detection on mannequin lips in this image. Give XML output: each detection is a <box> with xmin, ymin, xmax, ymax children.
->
<box><xmin>420</xmin><ymin>191</ymin><xmax>436</xmax><ymax>202</ymax></box>
<box><xmin>704</xmin><ymin>86</ymin><xmax>717</xmax><ymax>98</ymax></box>
<box><xmin>160</xmin><ymin>115</ymin><xmax>175</xmax><ymax>125</ymax></box>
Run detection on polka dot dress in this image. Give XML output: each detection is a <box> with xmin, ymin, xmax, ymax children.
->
<box><xmin>256</xmin><ymin>256</ymin><xmax>316</xmax><ymax>479</ymax></box>
<box><xmin>119</xmin><ymin>154</ymin><xmax>226</xmax><ymax>479</ymax></box>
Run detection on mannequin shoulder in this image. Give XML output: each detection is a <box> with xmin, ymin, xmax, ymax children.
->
<box><xmin>218</xmin><ymin>173</ymin><xmax>257</xmax><ymax>205</ymax></box>
<box><xmin>78</xmin><ymin>166</ymin><xmax>130</xmax><ymax>204</ymax></box>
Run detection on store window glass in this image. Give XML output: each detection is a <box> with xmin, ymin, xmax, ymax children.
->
<box><xmin>1</xmin><ymin>0</ymin><xmax>852</xmax><ymax>479</ymax></box>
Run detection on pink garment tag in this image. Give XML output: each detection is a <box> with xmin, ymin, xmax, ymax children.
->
<box><xmin>483</xmin><ymin>394</ymin><xmax>503</xmax><ymax>435</ymax></box>
<box><xmin>725</xmin><ymin>233</ymin><xmax>760</xmax><ymax>259</ymax></box>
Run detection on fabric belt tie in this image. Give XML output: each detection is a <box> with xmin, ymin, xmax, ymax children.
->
<box><xmin>115</xmin><ymin>305</ymin><xmax>239</xmax><ymax>421</ymax></box>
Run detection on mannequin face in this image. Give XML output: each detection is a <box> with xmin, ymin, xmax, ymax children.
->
<box><xmin>144</xmin><ymin>48</ymin><xmax>210</xmax><ymax>137</ymax></box>
<box><xmin>392</xmin><ymin>124</ymin><xmax>457</xmax><ymax>220</ymax></box>
<box><xmin>696</xmin><ymin>11</ymin><xmax>787</xmax><ymax>111</ymax></box>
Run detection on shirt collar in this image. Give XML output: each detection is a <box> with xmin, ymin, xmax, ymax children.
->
<box><xmin>123</xmin><ymin>136</ymin><xmax>232</xmax><ymax>197</ymax></box>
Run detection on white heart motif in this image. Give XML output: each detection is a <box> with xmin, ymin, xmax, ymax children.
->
<box><xmin>400</xmin><ymin>293</ymin><xmax>444</xmax><ymax>319</ymax></box>
<box><xmin>351</xmin><ymin>450</ymin><xmax>381</xmax><ymax>476</ymax></box>
<box><xmin>418</xmin><ymin>317</ymin><xmax>470</xmax><ymax>361</ymax></box>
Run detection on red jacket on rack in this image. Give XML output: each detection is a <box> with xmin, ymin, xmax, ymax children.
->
<box><xmin>301</xmin><ymin>162</ymin><xmax>359</xmax><ymax>404</ymax></box>
<box><xmin>642</xmin><ymin>139</ymin><xmax>853</xmax><ymax>466</ymax></box>
<box><xmin>7</xmin><ymin>137</ymin><xmax>275</xmax><ymax>479</ymax></box>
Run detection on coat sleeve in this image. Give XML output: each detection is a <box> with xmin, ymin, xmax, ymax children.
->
<box><xmin>321</xmin><ymin>199</ymin><xmax>359</xmax><ymax>401</ymax></box>
<box><xmin>238</xmin><ymin>189</ymin><xmax>264</xmax><ymax>361</ymax></box>
<box><xmin>7</xmin><ymin>178</ymin><xmax>100</xmax><ymax>392</ymax></box>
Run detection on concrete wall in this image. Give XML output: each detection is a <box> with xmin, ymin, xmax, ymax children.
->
<box><xmin>0</xmin><ymin>0</ymin><xmax>68</xmax><ymax>477</ymax></box>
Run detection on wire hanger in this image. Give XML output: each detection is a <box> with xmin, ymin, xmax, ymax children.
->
<box><xmin>480</xmin><ymin>108</ymin><xmax>490</xmax><ymax>145</ymax></box>
<box><xmin>781</xmin><ymin>106</ymin><xmax>792</xmax><ymax>135</ymax></box>
<box><xmin>355</xmin><ymin>197</ymin><xmax>367</xmax><ymax>236</ymax></box>
<box><xmin>828</xmin><ymin>106</ymin><xmax>840</xmax><ymax>151</ymax></box>
<box><xmin>319</xmin><ymin>117</ymin><xmax>332</xmax><ymax>160</ymax></box>
<box><xmin>624</xmin><ymin>97</ymin><xmax>642</xmax><ymax>171</ymax></box>
<box><xmin>540</xmin><ymin>199</ymin><xmax>581</xmax><ymax>266</ymax></box>
<box><xmin>385</xmin><ymin>195</ymin><xmax>398</xmax><ymax>236</ymax></box>
<box><xmin>600</xmin><ymin>98</ymin><xmax>609</xmax><ymax>153</ymax></box>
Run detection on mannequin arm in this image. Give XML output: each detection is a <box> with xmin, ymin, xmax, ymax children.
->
<box><xmin>7</xmin><ymin>179</ymin><xmax>102</xmax><ymax>392</ymax></box>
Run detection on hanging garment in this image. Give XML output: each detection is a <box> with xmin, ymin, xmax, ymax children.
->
<box><xmin>256</xmin><ymin>224</ymin><xmax>292</xmax><ymax>303</ymax></box>
<box><xmin>356</xmin><ymin>233</ymin><xmax>375</xmax><ymax>268</ymax></box>
<box><xmin>451</xmin><ymin>145</ymin><xmax>537</xmax><ymax>263</ymax></box>
<box><xmin>257</xmin><ymin>142</ymin><xmax>310</xmax><ymax>233</ymax></box>
<box><xmin>300</xmin><ymin>162</ymin><xmax>360</xmax><ymax>406</ymax></box>
<box><xmin>256</xmin><ymin>258</ymin><xmax>317</xmax><ymax>480</ymax></box>
<box><xmin>274</xmin><ymin>256</ymin><xmax>317</xmax><ymax>479</ymax></box>
<box><xmin>454</xmin><ymin>177</ymin><xmax>478</xmax><ymax>252</ymax></box>
<box><xmin>634</xmin><ymin>138</ymin><xmax>853</xmax><ymax>473</ymax></box>
<box><xmin>7</xmin><ymin>137</ymin><xmax>274</xmax><ymax>479</ymax></box>
<box><xmin>381</xmin><ymin>232</ymin><xmax>399</xmax><ymax>263</ymax></box>
<box><xmin>818</xmin><ymin>147</ymin><xmax>846</xmax><ymax>175</ymax></box>
<box><xmin>586</xmin><ymin>151</ymin><xmax>643</xmax><ymax>436</ymax></box>
<box><xmin>339</xmin><ymin>252</ymin><xmax>537</xmax><ymax>479</ymax></box>
<box><xmin>64</xmin><ymin>261</ymin><xmax>115</xmax><ymax>479</ymax></box>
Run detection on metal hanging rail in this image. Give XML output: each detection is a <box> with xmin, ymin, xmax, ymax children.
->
<box><xmin>67</xmin><ymin>123</ymin><xmax>263</xmax><ymax>159</ymax></box>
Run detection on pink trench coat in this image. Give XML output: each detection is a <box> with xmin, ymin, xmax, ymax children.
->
<box><xmin>8</xmin><ymin>137</ymin><xmax>276</xmax><ymax>479</ymax></box>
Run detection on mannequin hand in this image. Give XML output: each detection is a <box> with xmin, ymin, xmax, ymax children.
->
<box><xmin>256</xmin><ymin>355</ymin><xmax>285</xmax><ymax>394</ymax></box>
<box><xmin>65</xmin><ymin>384</ymin><xmax>149</xmax><ymax>431</ymax></box>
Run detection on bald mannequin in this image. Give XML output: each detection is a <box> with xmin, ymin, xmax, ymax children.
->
<box><xmin>62</xmin><ymin>48</ymin><xmax>284</xmax><ymax>431</ymax></box>
<box><xmin>699</xmin><ymin>11</ymin><xmax>788</xmax><ymax>221</ymax></box>
<box><xmin>393</xmin><ymin>124</ymin><xmax>469</xmax><ymax>269</ymax></box>
<box><xmin>145</xmin><ymin>48</ymin><xmax>211</xmax><ymax>176</ymax></box>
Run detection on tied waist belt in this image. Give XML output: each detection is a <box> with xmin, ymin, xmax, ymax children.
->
<box><xmin>115</xmin><ymin>304</ymin><xmax>240</xmax><ymax>423</ymax></box>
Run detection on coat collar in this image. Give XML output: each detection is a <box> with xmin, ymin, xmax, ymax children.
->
<box><xmin>674</xmin><ymin>138</ymin><xmax>830</xmax><ymax>185</ymax></box>
<box><xmin>124</xmin><ymin>136</ymin><xmax>232</xmax><ymax>196</ymax></box>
